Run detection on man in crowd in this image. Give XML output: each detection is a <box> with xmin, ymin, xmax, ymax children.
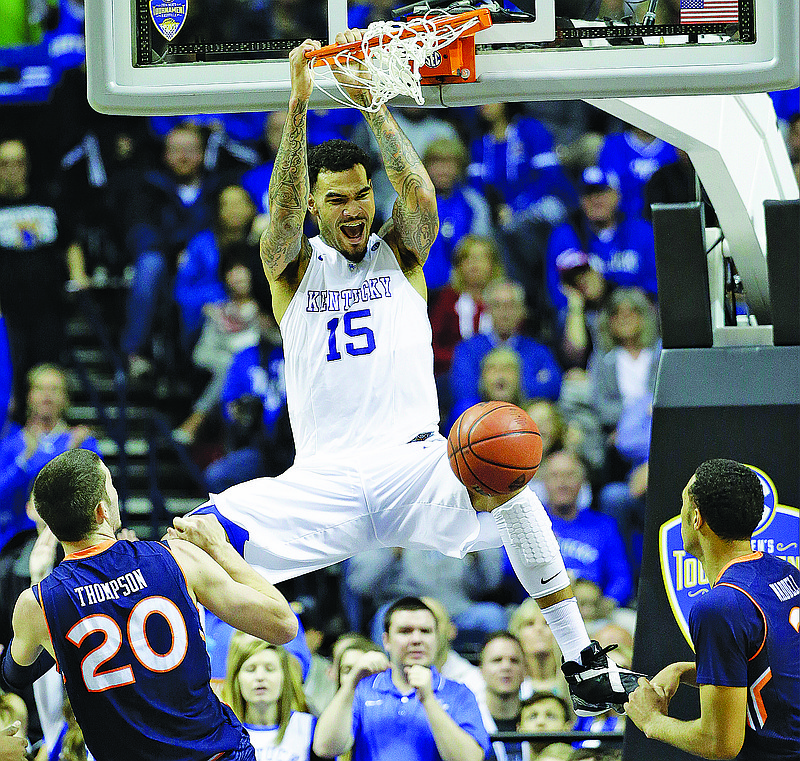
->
<box><xmin>313</xmin><ymin>596</ymin><xmax>491</xmax><ymax>760</ymax></box>
<box><xmin>479</xmin><ymin>632</ymin><xmax>527</xmax><ymax>761</ymax></box>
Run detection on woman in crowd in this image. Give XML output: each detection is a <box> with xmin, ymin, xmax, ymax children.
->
<box><xmin>173</xmin><ymin>256</ymin><xmax>262</xmax><ymax>444</ymax></box>
<box><xmin>222</xmin><ymin>632</ymin><xmax>320</xmax><ymax>761</ymax></box>
<box><xmin>588</xmin><ymin>286</ymin><xmax>660</xmax><ymax>573</ymax></box>
<box><xmin>508</xmin><ymin>598</ymin><xmax>569</xmax><ymax>701</ymax></box>
<box><xmin>429</xmin><ymin>234</ymin><xmax>502</xmax><ymax>379</ymax></box>
<box><xmin>173</xmin><ymin>183</ymin><xmax>261</xmax><ymax>353</ymax></box>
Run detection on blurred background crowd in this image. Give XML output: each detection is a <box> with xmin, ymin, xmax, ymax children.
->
<box><xmin>0</xmin><ymin>0</ymin><xmax>798</xmax><ymax>758</ymax></box>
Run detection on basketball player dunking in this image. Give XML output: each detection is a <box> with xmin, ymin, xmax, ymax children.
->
<box><xmin>189</xmin><ymin>30</ymin><xmax>640</xmax><ymax>715</ymax></box>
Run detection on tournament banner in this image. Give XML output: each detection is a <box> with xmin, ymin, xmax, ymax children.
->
<box><xmin>660</xmin><ymin>464</ymin><xmax>799</xmax><ymax>649</ymax></box>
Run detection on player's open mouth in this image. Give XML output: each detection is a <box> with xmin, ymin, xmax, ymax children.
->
<box><xmin>341</xmin><ymin>221</ymin><xmax>366</xmax><ymax>242</ymax></box>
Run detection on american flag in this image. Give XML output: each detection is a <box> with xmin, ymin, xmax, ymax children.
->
<box><xmin>680</xmin><ymin>0</ymin><xmax>739</xmax><ymax>24</ymax></box>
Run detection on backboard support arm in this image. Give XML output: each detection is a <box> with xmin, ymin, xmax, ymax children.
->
<box><xmin>585</xmin><ymin>93</ymin><xmax>799</xmax><ymax>328</ymax></box>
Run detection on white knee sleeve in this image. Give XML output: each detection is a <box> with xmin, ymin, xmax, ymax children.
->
<box><xmin>494</xmin><ymin>489</ymin><xmax>570</xmax><ymax>598</ymax></box>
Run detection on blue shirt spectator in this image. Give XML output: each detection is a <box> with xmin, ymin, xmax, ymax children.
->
<box><xmin>204</xmin><ymin>337</ymin><xmax>291</xmax><ymax>493</ymax></box>
<box><xmin>427</xmin><ymin>185</ymin><xmax>493</xmax><ymax>291</ymax></box>
<box><xmin>597</xmin><ymin>127</ymin><xmax>678</xmax><ymax>219</ymax></box>
<box><xmin>468</xmin><ymin>104</ymin><xmax>578</xmax><ymax>224</ymax></box>
<box><xmin>220</xmin><ymin>342</ymin><xmax>286</xmax><ymax>433</ymax></box>
<box><xmin>174</xmin><ymin>229</ymin><xmax>228</xmax><ymax>340</ymax></box>
<box><xmin>546</xmin><ymin>166</ymin><xmax>657</xmax><ymax>314</ymax></box>
<box><xmin>450</xmin><ymin>280</ymin><xmax>562</xmax><ymax>420</ymax></box>
<box><xmin>450</xmin><ymin>334</ymin><xmax>562</xmax><ymax>421</ymax></box>
<box><xmin>539</xmin><ymin>450</ymin><xmax>633</xmax><ymax>606</ymax></box>
<box><xmin>415</xmin><ymin>137</ymin><xmax>493</xmax><ymax>291</ymax></box>
<box><xmin>173</xmin><ymin>184</ymin><xmax>259</xmax><ymax>349</ymax></box>
<box><xmin>313</xmin><ymin>598</ymin><xmax>491</xmax><ymax>761</ymax></box>
<box><xmin>0</xmin><ymin>365</ymin><xmax>101</xmax><ymax>552</ymax></box>
<box><xmin>120</xmin><ymin>122</ymin><xmax>224</xmax><ymax>367</ymax></box>
<box><xmin>548</xmin><ymin>503</ymin><xmax>632</xmax><ymax>607</ymax></box>
<box><xmin>351</xmin><ymin>667</ymin><xmax>491</xmax><ymax>761</ymax></box>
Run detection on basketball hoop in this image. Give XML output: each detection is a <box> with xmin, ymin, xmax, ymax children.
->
<box><xmin>304</xmin><ymin>9</ymin><xmax>493</xmax><ymax>111</ymax></box>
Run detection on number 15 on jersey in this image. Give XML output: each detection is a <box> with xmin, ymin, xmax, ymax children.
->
<box><xmin>326</xmin><ymin>309</ymin><xmax>376</xmax><ymax>362</ymax></box>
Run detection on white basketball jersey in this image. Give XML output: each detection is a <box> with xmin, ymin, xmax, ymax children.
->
<box><xmin>280</xmin><ymin>234</ymin><xmax>440</xmax><ymax>460</ymax></box>
<box><xmin>245</xmin><ymin>711</ymin><xmax>315</xmax><ymax>761</ymax></box>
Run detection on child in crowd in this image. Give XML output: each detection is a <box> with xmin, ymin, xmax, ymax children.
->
<box><xmin>518</xmin><ymin>691</ymin><xmax>573</xmax><ymax>760</ymax></box>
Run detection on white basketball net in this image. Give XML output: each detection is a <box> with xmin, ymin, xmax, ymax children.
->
<box><xmin>309</xmin><ymin>13</ymin><xmax>480</xmax><ymax>112</ymax></box>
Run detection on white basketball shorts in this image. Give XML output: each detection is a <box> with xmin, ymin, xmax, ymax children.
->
<box><xmin>191</xmin><ymin>433</ymin><xmax>553</xmax><ymax>584</ymax></box>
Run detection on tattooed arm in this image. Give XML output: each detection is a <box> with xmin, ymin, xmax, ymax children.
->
<box><xmin>363</xmin><ymin>106</ymin><xmax>439</xmax><ymax>266</ymax></box>
<box><xmin>260</xmin><ymin>40</ymin><xmax>319</xmax><ymax>284</ymax></box>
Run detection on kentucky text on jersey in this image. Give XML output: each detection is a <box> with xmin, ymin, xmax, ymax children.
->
<box><xmin>73</xmin><ymin>568</ymin><xmax>147</xmax><ymax>606</ymax></box>
<box><xmin>306</xmin><ymin>276</ymin><xmax>392</xmax><ymax>312</ymax></box>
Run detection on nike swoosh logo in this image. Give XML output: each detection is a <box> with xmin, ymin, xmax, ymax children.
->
<box><xmin>541</xmin><ymin>571</ymin><xmax>562</xmax><ymax>584</ymax></box>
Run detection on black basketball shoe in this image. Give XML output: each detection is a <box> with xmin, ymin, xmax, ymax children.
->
<box><xmin>562</xmin><ymin>641</ymin><xmax>645</xmax><ymax>716</ymax></box>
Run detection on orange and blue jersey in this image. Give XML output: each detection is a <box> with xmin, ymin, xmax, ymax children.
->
<box><xmin>35</xmin><ymin>539</ymin><xmax>251</xmax><ymax>761</ymax></box>
<box><xmin>689</xmin><ymin>551</ymin><xmax>800</xmax><ymax>760</ymax></box>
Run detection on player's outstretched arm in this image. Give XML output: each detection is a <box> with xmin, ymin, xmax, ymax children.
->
<box><xmin>167</xmin><ymin>516</ymin><xmax>297</xmax><ymax>644</ymax></box>
<box><xmin>2</xmin><ymin>589</ymin><xmax>55</xmax><ymax>693</ymax></box>
<box><xmin>361</xmin><ymin>105</ymin><xmax>438</xmax><ymax>265</ymax></box>
<box><xmin>8</xmin><ymin>590</ymin><xmax>51</xmax><ymax>667</ymax></box>
<box><xmin>625</xmin><ymin>677</ymin><xmax>745</xmax><ymax>760</ymax></box>
<box><xmin>261</xmin><ymin>39</ymin><xmax>319</xmax><ymax>283</ymax></box>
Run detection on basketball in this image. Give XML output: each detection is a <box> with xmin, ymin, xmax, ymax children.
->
<box><xmin>447</xmin><ymin>401</ymin><xmax>543</xmax><ymax>496</ymax></box>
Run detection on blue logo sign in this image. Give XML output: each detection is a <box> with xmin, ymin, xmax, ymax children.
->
<box><xmin>660</xmin><ymin>464</ymin><xmax>799</xmax><ymax>650</ymax></box>
<box><xmin>149</xmin><ymin>0</ymin><xmax>187</xmax><ymax>42</ymax></box>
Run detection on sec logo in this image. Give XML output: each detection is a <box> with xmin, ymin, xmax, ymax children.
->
<box><xmin>425</xmin><ymin>51</ymin><xmax>442</xmax><ymax>68</ymax></box>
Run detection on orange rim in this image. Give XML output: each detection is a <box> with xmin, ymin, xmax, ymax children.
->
<box><xmin>305</xmin><ymin>8</ymin><xmax>492</xmax><ymax>67</ymax></box>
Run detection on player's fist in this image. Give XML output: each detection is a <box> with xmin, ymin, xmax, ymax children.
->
<box><xmin>170</xmin><ymin>514</ymin><xmax>229</xmax><ymax>555</ymax></box>
<box><xmin>290</xmin><ymin>39</ymin><xmax>320</xmax><ymax>100</ymax></box>
<box><xmin>334</xmin><ymin>28</ymin><xmax>363</xmax><ymax>45</ymax></box>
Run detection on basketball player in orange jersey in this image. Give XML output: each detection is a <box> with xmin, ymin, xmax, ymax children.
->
<box><xmin>189</xmin><ymin>30</ymin><xmax>641</xmax><ymax>715</ymax></box>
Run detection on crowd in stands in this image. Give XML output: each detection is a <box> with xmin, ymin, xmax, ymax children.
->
<box><xmin>0</xmin><ymin>6</ymin><xmax>798</xmax><ymax>759</ymax></box>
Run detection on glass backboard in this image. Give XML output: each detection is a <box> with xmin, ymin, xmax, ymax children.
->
<box><xmin>85</xmin><ymin>0</ymin><xmax>799</xmax><ymax>114</ymax></box>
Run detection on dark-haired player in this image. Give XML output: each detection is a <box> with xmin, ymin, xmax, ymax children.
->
<box><xmin>189</xmin><ymin>31</ymin><xmax>641</xmax><ymax>716</ymax></box>
<box><xmin>626</xmin><ymin>458</ymin><xmax>800</xmax><ymax>759</ymax></box>
<box><xmin>0</xmin><ymin>449</ymin><xmax>297</xmax><ymax>761</ymax></box>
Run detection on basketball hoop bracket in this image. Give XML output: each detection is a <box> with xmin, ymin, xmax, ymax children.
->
<box><xmin>418</xmin><ymin>10</ymin><xmax>491</xmax><ymax>83</ymax></box>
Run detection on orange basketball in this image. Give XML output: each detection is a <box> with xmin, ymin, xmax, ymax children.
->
<box><xmin>447</xmin><ymin>401</ymin><xmax>543</xmax><ymax>496</ymax></box>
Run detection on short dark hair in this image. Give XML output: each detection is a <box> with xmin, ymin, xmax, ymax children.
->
<box><xmin>688</xmin><ymin>459</ymin><xmax>763</xmax><ymax>541</ymax></box>
<box><xmin>383</xmin><ymin>596</ymin><xmax>436</xmax><ymax>634</ymax></box>
<box><xmin>32</xmin><ymin>449</ymin><xmax>109</xmax><ymax>542</ymax></box>
<box><xmin>480</xmin><ymin>630</ymin><xmax>524</xmax><ymax>664</ymax></box>
<box><xmin>520</xmin><ymin>691</ymin><xmax>572</xmax><ymax>724</ymax></box>
<box><xmin>307</xmin><ymin>140</ymin><xmax>373</xmax><ymax>190</ymax></box>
